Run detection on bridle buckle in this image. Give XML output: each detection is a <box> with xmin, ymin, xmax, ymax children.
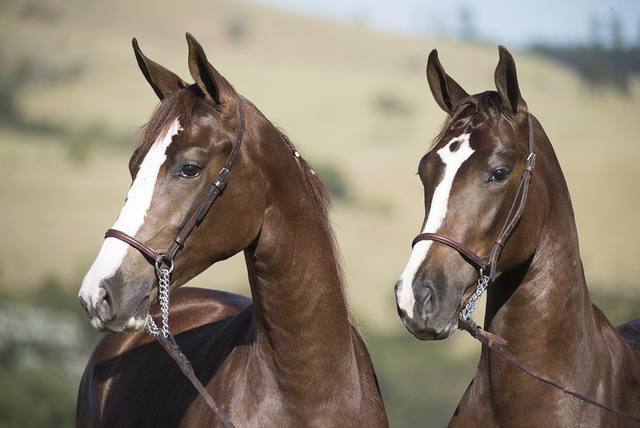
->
<box><xmin>154</xmin><ymin>253</ymin><xmax>174</xmax><ymax>274</ymax></box>
<box><xmin>525</xmin><ymin>152</ymin><xmax>536</xmax><ymax>170</ymax></box>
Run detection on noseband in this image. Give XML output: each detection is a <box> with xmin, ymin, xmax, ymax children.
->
<box><xmin>411</xmin><ymin>114</ymin><xmax>536</xmax><ymax>287</ymax></box>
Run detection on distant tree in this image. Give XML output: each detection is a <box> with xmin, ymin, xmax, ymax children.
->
<box><xmin>459</xmin><ymin>5</ymin><xmax>476</xmax><ymax>41</ymax></box>
<box><xmin>588</xmin><ymin>13</ymin><xmax>603</xmax><ymax>47</ymax></box>
<box><xmin>225</xmin><ymin>15</ymin><xmax>249</xmax><ymax>44</ymax></box>
<box><xmin>609</xmin><ymin>11</ymin><xmax>623</xmax><ymax>49</ymax></box>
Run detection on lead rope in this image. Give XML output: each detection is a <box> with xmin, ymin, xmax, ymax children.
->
<box><xmin>145</xmin><ymin>262</ymin><xmax>236</xmax><ymax>428</ymax></box>
<box><xmin>458</xmin><ymin>272</ymin><xmax>640</xmax><ymax>422</ymax></box>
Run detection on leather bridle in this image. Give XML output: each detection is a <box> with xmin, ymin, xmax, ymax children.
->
<box><xmin>105</xmin><ymin>101</ymin><xmax>246</xmax><ymax>269</ymax></box>
<box><xmin>101</xmin><ymin>100</ymin><xmax>245</xmax><ymax>428</ymax></box>
<box><xmin>410</xmin><ymin>114</ymin><xmax>640</xmax><ymax>422</ymax></box>
<box><xmin>411</xmin><ymin>114</ymin><xmax>536</xmax><ymax>283</ymax></box>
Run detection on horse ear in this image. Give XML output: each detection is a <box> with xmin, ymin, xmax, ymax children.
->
<box><xmin>132</xmin><ymin>38</ymin><xmax>186</xmax><ymax>100</ymax></box>
<box><xmin>186</xmin><ymin>33</ymin><xmax>235</xmax><ymax>106</ymax></box>
<box><xmin>426</xmin><ymin>49</ymin><xmax>469</xmax><ymax>114</ymax></box>
<box><xmin>494</xmin><ymin>46</ymin><xmax>527</xmax><ymax>114</ymax></box>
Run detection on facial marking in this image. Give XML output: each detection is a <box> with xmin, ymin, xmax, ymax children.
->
<box><xmin>79</xmin><ymin>119</ymin><xmax>182</xmax><ymax>306</ymax></box>
<box><xmin>396</xmin><ymin>133</ymin><xmax>474</xmax><ymax>318</ymax></box>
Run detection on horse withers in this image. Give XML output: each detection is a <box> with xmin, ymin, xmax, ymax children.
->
<box><xmin>76</xmin><ymin>34</ymin><xmax>387</xmax><ymax>427</ymax></box>
<box><xmin>394</xmin><ymin>46</ymin><xmax>640</xmax><ymax>426</ymax></box>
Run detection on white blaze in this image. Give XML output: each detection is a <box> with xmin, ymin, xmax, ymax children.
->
<box><xmin>79</xmin><ymin>119</ymin><xmax>182</xmax><ymax>306</ymax></box>
<box><xmin>396</xmin><ymin>133</ymin><xmax>474</xmax><ymax>318</ymax></box>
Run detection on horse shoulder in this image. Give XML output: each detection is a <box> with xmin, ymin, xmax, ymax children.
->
<box><xmin>165</xmin><ymin>287</ymin><xmax>251</xmax><ymax>324</ymax></box>
<box><xmin>448</xmin><ymin>375</ymin><xmax>497</xmax><ymax>427</ymax></box>
<box><xmin>76</xmin><ymin>287</ymin><xmax>251</xmax><ymax>426</ymax></box>
<box><xmin>349</xmin><ymin>326</ymin><xmax>389</xmax><ymax>426</ymax></box>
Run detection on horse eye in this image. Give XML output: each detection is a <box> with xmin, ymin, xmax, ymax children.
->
<box><xmin>490</xmin><ymin>168</ymin><xmax>510</xmax><ymax>182</ymax></box>
<box><xmin>180</xmin><ymin>164</ymin><xmax>201</xmax><ymax>178</ymax></box>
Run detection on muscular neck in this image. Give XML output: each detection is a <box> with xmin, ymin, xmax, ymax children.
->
<box><xmin>243</xmin><ymin>124</ymin><xmax>357</xmax><ymax>406</ymax></box>
<box><xmin>480</xmin><ymin>144</ymin><xmax>606</xmax><ymax>417</ymax></box>
<box><xmin>485</xmin><ymin>217</ymin><xmax>594</xmax><ymax>363</ymax></box>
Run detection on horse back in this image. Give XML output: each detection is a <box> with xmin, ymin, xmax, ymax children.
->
<box><xmin>76</xmin><ymin>287</ymin><xmax>251</xmax><ymax>428</ymax></box>
<box><xmin>617</xmin><ymin>318</ymin><xmax>640</xmax><ymax>356</ymax></box>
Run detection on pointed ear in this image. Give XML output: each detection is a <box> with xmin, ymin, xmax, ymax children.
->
<box><xmin>186</xmin><ymin>33</ymin><xmax>235</xmax><ymax>106</ymax></box>
<box><xmin>494</xmin><ymin>46</ymin><xmax>527</xmax><ymax>114</ymax></box>
<box><xmin>132</xmin><ymin>38</ymin><xmax>186</xmax><ymax>100</ymax></box>
<box><xmin>426</xmin><ymin>49</ymin><xmax>469</xmax><ymax>114</ymax></box>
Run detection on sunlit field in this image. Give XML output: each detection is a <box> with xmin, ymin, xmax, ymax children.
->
<box><xmin>1</xmin><ymin>1</ymin><xmax>639</xmax><ymax>426</ymax></box>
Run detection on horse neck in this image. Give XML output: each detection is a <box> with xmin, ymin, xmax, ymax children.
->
<box><xmin>483</xmin><ymin>129</ymin><xmax>598</xmax><ymax>378</ymax></box>
<box><xmin>242</xmin><ymin>116</ymin><xmax>357</xmax><ymax>400</ymax></box>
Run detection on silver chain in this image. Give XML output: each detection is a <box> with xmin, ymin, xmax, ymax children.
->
<box><xmin>461</xmin><ymin>271</ymin><xmax>490</xmax><ymax>321</ymax></box>
<box><xmin>145</xmin><ymin>262</ymin><xmax>173</xmax><ymax>339</ymax></box>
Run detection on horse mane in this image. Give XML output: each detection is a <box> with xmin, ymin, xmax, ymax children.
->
<box><xmin>276</xmin><ymin>130</ymin><xmax>354</xmax><ymax>324</ymax></box>
<box><xmin>277</xmin><ymin>131</ymin><xmax>333</xmax><ymax>220</ymax></box>
<box><xmin>432</xmin><ymin>91</ymin><xmax>517</xmax><ymax>148</ymax></box>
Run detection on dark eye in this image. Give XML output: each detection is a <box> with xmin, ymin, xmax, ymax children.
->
<box><xmin>489</xmin><ymin>168</ymin><xmax>510</xmax><ymax>183</ymax></box>
<box><xmin>180</xmin><ymin>164</ymin><xmax>201</xmax><ymax>178</ymax></box>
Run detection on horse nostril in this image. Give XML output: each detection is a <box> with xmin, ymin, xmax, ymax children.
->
<box><xmin>424</xmin><ymin>287</ymin><xmax>435</xmax><ymax>314</ymax></box>
<box><xmin>95</xmin><ymin>286</ymin><xmax>116</xmax><ymax>323</ymax></box>
<box><xmin>415</xmin><ymin>281</ymin><xmax>437</xmax><ymax>318</ymax></box>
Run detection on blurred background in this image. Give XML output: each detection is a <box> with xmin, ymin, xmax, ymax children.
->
<box><xmin>1</xmin><ymin>0</ymin><xmax>639</xmax><ymax>426</ymax></box>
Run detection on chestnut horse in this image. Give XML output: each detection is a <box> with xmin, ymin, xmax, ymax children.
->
<box><xmin>76</xmin><ymin>34</ymin><xmax>387</xmax><ymax>427</ymax></box>
<box><xmin>394</xmin><ymin>46</ymin><xmax>640</xmax><ymax>426</ymax></box>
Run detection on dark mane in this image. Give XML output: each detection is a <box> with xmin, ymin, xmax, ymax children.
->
<box><xmin>432</xmin><ymin>91</ymin><xmax>516</xmax><ymax>147</ymax></box>
<box><xmin>277</xmin><ymin>130</ymin><xmax>353</xmax><ymax>321</ymax></box>
<box><xmin>278</xmin><ymin>131</ymin><xmax>333</xmax><ymax>221</ymax></box>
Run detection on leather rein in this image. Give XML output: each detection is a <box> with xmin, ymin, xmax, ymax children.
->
<box><xmin>411</xmin><ymin>115</ymin><xmax>640</xmax><ymax>422</ymax></box>
<box><xmin>103</xmin><ymin>101</ymin><xmax>246</xmax><ymax>428</ymax></box>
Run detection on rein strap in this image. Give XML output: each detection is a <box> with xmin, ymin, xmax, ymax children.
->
<box><xmin>459</xmin><ymin>318</ymin><xmax>640</xmax><ymax>422</ymax></box>
<box><xmin>157</xmin><ymin>333</ymin><xmax>236</xmax><ymax>428</ymax></box>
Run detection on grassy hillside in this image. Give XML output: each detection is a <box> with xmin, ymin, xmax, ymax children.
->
<box><xmin>2</xmin><ymin>0</ymin><xmax>639</xmax><ymax>332</ymax></box>
<box><xmin>1</xmin><ymin>1</ymin><xmax>640</xmax><ymax>426</ymax></box>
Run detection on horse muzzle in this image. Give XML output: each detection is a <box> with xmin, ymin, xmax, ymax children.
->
<box><xmin>79</xmin><ymin>273</ymin><xmax>152</xmax><ymax>333</ymax></box>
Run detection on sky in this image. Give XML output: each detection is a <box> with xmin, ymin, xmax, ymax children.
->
<box><xmin>253</xmin><ymin>0</ymin><xmax>640</xmax><ymax>47</ymax></box>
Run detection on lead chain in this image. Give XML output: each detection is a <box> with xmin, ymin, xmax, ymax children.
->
<box><xmin>461</xmin><ymin>272</ymin><xmax>490</xmax><ymax>321</ymax></box>
<box><xmin>146</xmin><ymin>265</ymin><xmax>171</xmax><ymax>338</ymax></box>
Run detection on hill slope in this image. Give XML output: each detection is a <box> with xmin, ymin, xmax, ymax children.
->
<box><xmin>1</xmin><ymin>0</ymin><xmax>639</xmax><ymax>335</ymax></box>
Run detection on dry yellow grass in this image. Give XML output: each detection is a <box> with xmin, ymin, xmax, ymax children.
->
<box><xmin>1</xmin><ymin>0</ymin><xmax>639</xmax><ymax>336</ymax></box>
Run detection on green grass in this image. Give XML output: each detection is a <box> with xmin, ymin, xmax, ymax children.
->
<box><xmin>0</xmin><ymin>278</ymin><xmax>98</xmax><ymax>428</ymax></box>
<box><xmin>2</xmin><ymin>1</ymin><xmax>640</xmax><ymax>335</ymax></box>
<box><xmin>367</xmin><ymin>333</ymin><xmax>476</xmax><ymax>427</ymax></box>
